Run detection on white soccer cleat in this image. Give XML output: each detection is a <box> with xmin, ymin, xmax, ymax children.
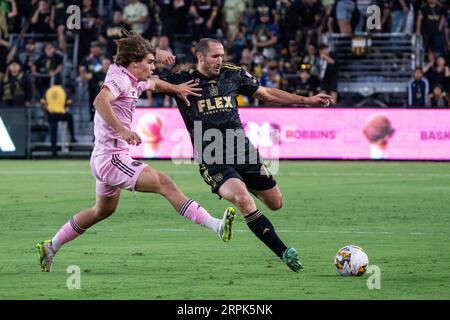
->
<box><xmin>219</xmin><ymin>207</ymin><xmax>236</xmax><ymax>242</ymax></box>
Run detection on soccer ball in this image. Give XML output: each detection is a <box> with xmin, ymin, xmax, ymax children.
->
<box><xmin>335</xmin><ymin>245</ymin><xmax>369</xmax><ymax>276</ymax></box>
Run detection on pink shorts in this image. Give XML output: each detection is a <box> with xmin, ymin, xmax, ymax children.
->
<box><xmin>90</xmin><ymin>154</ymin><xmax>147</xmax><ymax>197</ymax></box>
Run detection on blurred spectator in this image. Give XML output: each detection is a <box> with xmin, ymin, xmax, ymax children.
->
<box><xmin>252</xmin><ymin>6</ymin><xmax>279</xmax><ymax>60</ymax></box>
<box><xmin>0</xmin><ymin>19</ymin><xmax>11</xmax><ymax>78</ymax></box>
<box><xmin>372</xmin><ymin>0</ymin><xmax>391</xmax><ymax>33</ymax></box>
<box><xmin>41</xmin><ymin>80</ymin><xmax>77</xmax><ymax>158</ymax></box>
<box><xmin>416</xmin><ymin>0</ymin><xmax>446</xmax><ymax>57</ymax></box>
<box><xmin>222</xmin><ymin>0</ymin><xmax>249</xmax><ymax>41</ymax></box>
<box><xmin>355</xmin><ymin>0</ymin><xmax>371</xmax><ymax>33</ymax></box>
<box><xmin>155</xmin><ymin>0</ymin><xmax>174</xmax><ymax>42</ymax></box>
<box><xmin>260</xmin><ymin>60</ymin><xmax>282</xmax><ymax>90</ymax></box>
<box><xmin>228</xmin><ymin>23</ymin><xmax>252</xmax><ymax>63</ymax></box>
<box><xmin>52</xmin><ymin>0</ymin><xmax>77</xmax><ymax>53</ymax></box>
<box><xmin>29</xmin><ymin>0</ymin><xmax>54</xmax><ymax>42</ymax></box>
<box><xmin>123</xmin><ymin>0</ymin><xmax>148</xmax><ymax>35</ymax></box>
<box><xmin>15</xmin><ymin>38</ymin><xmax>40</xmax><ymax>73</ymax></box>
<box><xmin>336</xmin><ymin>0</ymin><xmax>356</xmax><ymax>34</ymax></box>
<box><xmin>11</xmin><ymin>0</ymin><xmax>34</xmax><ymax>33</ymax></box>
<box><xmin>79</xmin><ymin>0</ymin><xmax>101</xmax><ymax>62</ymax></box>
<box><xmin>157</xmin><ymin>35</ymin><xmax>173</xmax><ymax>54</ymax></box>
<box><xmin>303</xmin><ymin>44</ymin><xmax>320</xmax><ymax>76</ymax></box>
<box><xmin>299</xmin><ymin>0</ymin><xmax>324</xmax><ymax>48</ymax></box>
<box><xmin>428</xmin><ymin>84</ymin><xmax>449</xmax><ymax>107</ymax></box>
<box><xmin>156</xmin><ymin>0</ymin><xmax>190</xmax><ymax>43</ymax></box>
<box><xmin>31</xmin><ymin>42</ymin><xmax>63</xmax><ymax>98</ymax></box>
<box><xmin>241</xmin><ymin>2</ymin><xmax>257</xmax><ymax>33</ymax></box>
<box><xmin>279</xmin><ymin>39</ymin><xmax>302</xmax><ymax>74</ymax></box>
<box><xmin>90</xmin><ymin>56</ymin><xmax>111</xmax><ymax>105</ymax></box>
<box><xmin>286</xmin><ymin>67</ymin><xmax>317</xmax><ymax>100</ymax></box>
<box><xmin>322</xmin><ymin>0</ymin><xmax>335</xmax><ymax>14</ymax></box>
<box><xmin>0</xmin><ymin>59</ymin><xmax>33</xmax><ymax>107</ymax></box>
<box><xmin>239</xmin><ymin>47</ymin><xmax>253</xmax><ymax>70</ymax></box>
<box><xmin>423</xmin><ymin>54</ymin><xmax>450</xmax><ymax>94</ymax></box>
<box><xmin>318</xmin><ymin>43</ymin><xmax>338</xmax><ymax>103</ymax></box>
<box><xmin>408</xmin><ymin>67</ymin><xmax>429</xmax><ymax>107</ymax></box>
<box><xmin>79</xmin><ymin>41</ymin><xmax>106</xmax><ymax>120</ymax></box>
<box><xmin>0</xmin><ymin>0</ymin><xmax>18</xmax><ymax>36</ymax></box>
<box><xmin>391</xmin><ymin>0</ymin><xmax>411</xmax><ymax>33</ymax></box>
<box><xmin>326</xmin><ymin>2</ymin><xmax>339</xmax><ymax>33</ymax></box>
<box><xmin>100</xmin><ymin>10</ymin><xmax>127</xmax><ymax>55</ymax></box>
<box><xmin>253</xmin><ymin>0</ymin><xmax>277</xmax><ymax>17</ymax></box>
<box><xmin>189</xmin><ymin>0</ymin><xmax>220</xmax><ymax>40</ymax></box>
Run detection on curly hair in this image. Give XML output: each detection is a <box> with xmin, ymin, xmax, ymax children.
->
<box><xmin>114</xmin><ymin>30</ymin><xmax>156</xmax><ymax>67</ymax></box>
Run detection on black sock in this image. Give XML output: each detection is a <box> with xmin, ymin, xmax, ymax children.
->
<box><xmin>245</xmin><ymin>209</ymin><xmax>287</xmax><ymax>259</ymax></box>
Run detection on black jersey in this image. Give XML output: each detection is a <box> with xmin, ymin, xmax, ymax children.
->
<box><xmin>163</xmin><ymin>63</ymin><xmax>261</xmax><ymax>165</ymax></box>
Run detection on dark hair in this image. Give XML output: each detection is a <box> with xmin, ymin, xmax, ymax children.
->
<box><xmin>194</xmin><ymin>38</ymin><xmax>222</xmax><ymax>56</ymax></box>
<box><xmin>114</xmin><ymin>30</ymin><xmax>156</xmax><ymax>67</ymax></box>
<box><xmin>318</xmin><ymin>43</ymin><xmax>328</xmax><ymax>50</ymax></box>
<box><xmin>363</xmin><ymin>115</ymin><xmax>395</xmax><ymax>142</ymax></box>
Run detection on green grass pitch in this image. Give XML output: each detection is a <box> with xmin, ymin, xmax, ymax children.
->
<box><xmin>0</xmin><ymin>160</ymin><xmax>449</xmax><ymax>299</ymax></box>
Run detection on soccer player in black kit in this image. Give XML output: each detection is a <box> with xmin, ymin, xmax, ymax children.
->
<box><xmin>162</xmin><ymin>38</ymin><xmax>333</xmax><ymax>272</ymax></box>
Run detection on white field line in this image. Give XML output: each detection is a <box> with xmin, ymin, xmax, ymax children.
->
<box><xmin>142</xmin><ymin>228</ymin><xmax>447</xmax><ymax>237</ymax></box>
<box><xmin>4</xmin><ymin>228</ymin><xmax>446</xmax><ymax>237</ymax></box>
<box><xmin>1</xmin><ymin>170</ymin><xmax>450</xmax><ymax>178</ymax></box>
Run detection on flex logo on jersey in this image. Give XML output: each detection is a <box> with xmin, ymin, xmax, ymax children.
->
<box><xmin>197</xmin><ymin>96</ymin><xmax>233</xmax><ymax>113</ymax></box>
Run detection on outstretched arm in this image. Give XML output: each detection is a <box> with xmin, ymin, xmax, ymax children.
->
<box><xmin>153</xmin><ymin>79</ymin><xmax>202</xmax><ymax>106</ymax></box>
<box><xmin>253</xmin><ymin>86</ymin><xmax>333</xmax><ymax>107</ymax></box>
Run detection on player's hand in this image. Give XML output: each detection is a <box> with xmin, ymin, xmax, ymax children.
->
<box><xmin>156</xmin><ymin>49</ymin><xmax>176</xmax><ymax>65</ymax></box>
<box><xmin>176</xmin><ymin>80</ymin><xmax>202</xmax><ymax>107</ymax></box>
<box><xmin>119</xmin><ymin>128</ymin><xmax>142</xmax><ymax>146</ymax></box>
<box><xmin>306</xmin><ymin>93</ymin><xmax>334</xmax><ymax>107</ymax></box>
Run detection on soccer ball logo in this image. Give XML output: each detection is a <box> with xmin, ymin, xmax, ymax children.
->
<box><xmin>335</xmin><ymin>245</ymin><xmax>369</xmax><ymax>276</ymax></box>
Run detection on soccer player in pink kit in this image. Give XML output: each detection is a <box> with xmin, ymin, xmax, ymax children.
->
<box><xmin>36</xmin><ymin>32</ymin><xmax>236</xmax><ymax>272</ymax></box>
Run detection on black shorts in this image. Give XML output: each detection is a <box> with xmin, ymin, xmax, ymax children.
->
<box><xmin>199</xmin><ymin>163</ymin><xmax>277</xmax><ymax>195</ymax></box>
<box><xmin>321</xmin><ymin>73</ymin><xmax>338</xmax><ymax>93</ymax></box>
<box><xmin>55</xmin><ymin>9</ymin><xmax>67</xmax><ymax>27</ymax></box>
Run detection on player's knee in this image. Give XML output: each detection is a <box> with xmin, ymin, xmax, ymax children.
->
<box><xmin>268</xmin><ymin>196</ymin><xmax>283</xmax><ymax>211</ymax></box>
<box><xmin>94</xmin><ymin>206</ymin><xmax>116</xmax><ymax>221</ymax></box>
<box><xmin>157</xmin><ymin>173</ymin><xmax>178</xmax><ymax>195</ymax></box>
<box><xmin>232</xmin><ymin>194</ymin><xmax>254</xmax><ymax>212</ymax></box>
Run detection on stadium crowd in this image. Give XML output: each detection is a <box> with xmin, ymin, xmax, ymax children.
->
<box><xmin>1</xmin><ymin>0</ymin><xmax>450</xmax><ymax>113</ymax></box>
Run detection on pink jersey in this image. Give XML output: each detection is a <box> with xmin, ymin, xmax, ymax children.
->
<box><xmin>92</xmin><ymin>63</ymin><xmax>155</xmax><ymax>156</ymax></box>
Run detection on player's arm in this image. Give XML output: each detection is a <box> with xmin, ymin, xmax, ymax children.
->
<box><xmin>253</xmin><ymin>86</ymin><xmax>333</xmax><ymax>107</ymax></box>
<box><xmin>93</xmin><ymin>87</ymin><xmax>142</xmax><ymax>145</ymax></box>
<box><xmin>152</xmin><ymin>78</ymin><xmax>202</xmax><ymax>106</ymax></box>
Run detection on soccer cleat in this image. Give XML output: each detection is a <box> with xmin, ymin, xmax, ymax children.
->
<box><xmin>36</xmin><ymin>240</ymin><xmax>55</xmax><ymax>272</ymax></box>
<box><xmin>282</xmin><ymin>247</ymin><xmax>303</xmax><ymax>272</ymax></box>
<box><xmin>219</xmin><ymin>207</ymin><xmax>236</xmax><ymax>242</ymax></box>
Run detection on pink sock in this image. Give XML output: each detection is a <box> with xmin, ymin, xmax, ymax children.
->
<box><xmin>51</xmin><ymin>217</ymin><xmax>85</xmax><ymax>252</ymax></box>
<box><xmin>179</xmin><ymin>199</ymin><xmax>210</xmax><ymax>226</ymax></box>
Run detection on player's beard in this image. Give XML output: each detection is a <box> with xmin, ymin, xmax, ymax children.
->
<box><xmin>206</xmin><ymin>61</ymin><xmax>221</xmax><ymax>76</ymax></box>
